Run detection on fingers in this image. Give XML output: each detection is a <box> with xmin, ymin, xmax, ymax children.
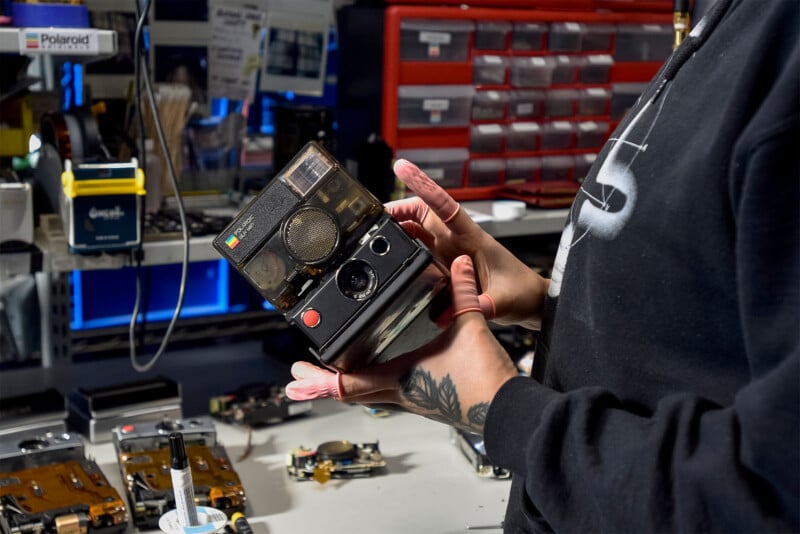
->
<box><xmin>393</xmin><ymin>159</ymin><xmax>460</xmax><ymax>223</ymax></box>
<box><xmin>450</xmin><ymin>255</ymin><xmax>484</xmax><ymax>318</ymax></box>
<box><xmin>385</xmin><ymin>197</ymin><xmax>430</xmax><ymax>225</ymax></box>
<box><xmin>285</xmin><ymin>359</ymin><xmax>405</xmax><ymax>402</ymax></box>
<box><xmin>285</xmin><ymin>361</ymin><xmax>342</xmax><ymax>401</ymax></box>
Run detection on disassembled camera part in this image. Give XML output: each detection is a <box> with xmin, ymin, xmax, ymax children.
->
<box><xmin>214</xmin><ymin>141</ymin><xmax>450</xmax><ymax>371</ymax></box>
<box><xmin>0</xmin><ymin>430</ymin><xmax>128</xmax><ymax>534</ymax></box>
<box><xmin>286</xmin><ymin>440</ymin><xmax>387</xmax><ymax>483</ymax></box>
<box><xmin>451</xmin><ymin>428</ymin><xmax>511</xmax><ymax>479</ymax></box>
<box><xmin>0</xmin><ymin>388</ymin><xmax>68</xmax><ymax>438</ymax></box>
<box><xmin>112</xmin><ymin>416</ymin><xmax>246</xmax><ymax>529</ymax></box>
<box><xmin>68</xmin><ymin>376</ymin><xmax>182</xmax><ymax>443</ymax></box>
<box><xmin>209</xmin><ymin>382</ymin><xmax>312</xmax><ymax>427</ymax></box>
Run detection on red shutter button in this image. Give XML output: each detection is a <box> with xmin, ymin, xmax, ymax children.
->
<box><xmin>121</xmin><ymin>424</ymin><xmax>135</xmax><ymax>434</ymax></box>
<box><xmin>302</xmin><ymin>309</ymin><xmax>321</xmax><ymax>328</ymax></box>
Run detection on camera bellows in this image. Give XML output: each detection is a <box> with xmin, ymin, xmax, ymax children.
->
<box><xmin>283</xmin><ymin>207</ymin><xmax>339</xmax><ymax>264</ymax></box>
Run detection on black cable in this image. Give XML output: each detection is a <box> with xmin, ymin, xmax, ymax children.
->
<box><xmin>129</xmin><ymin>0</ymin><xmax>190</xmax><ymax>372</ymax></box>
<box><xmin>133</xmin><ymin>0</ymin><xmax>148</xmax><ymax>354</ymax></box>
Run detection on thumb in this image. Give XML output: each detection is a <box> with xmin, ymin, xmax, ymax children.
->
<box><xmin>450</xmin><ymin>255</ymin><xmax>483</xmax><ymax>318</ymax></box>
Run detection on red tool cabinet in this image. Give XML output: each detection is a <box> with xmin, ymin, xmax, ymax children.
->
<box><xmin>379</xmin><ymin>3</ymin><xmax>673</xmax><ymax>203</ymax></box>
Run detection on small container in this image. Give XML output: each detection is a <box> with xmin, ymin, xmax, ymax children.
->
<box><xmin>475</xmin><ymin>21</ymin><xmax>511</xmax><ymax>50</ymax></box>
<box><xmin>505</xmin><ymin>157</ymin><xmax>541</xmax><ymax>184</ymax></box>
<box><xmin>614</xmin><ymin>24</ymin><xmax>673</xmax><ymax>62</ymax></box>
<box><xmin>509</xmin><ymin>89</ymin><xmax>545</xmax><ymax>119</ymax></box>
<box><xmin>398</xmin><ymin>85</ymin><xmax>475</xmax><ymax>127</ymax></box>
<box><xmin>581</xmin><ymin>55</ymin><xmax>614</xmax><ymax>83</ymax></box>
<box><xmin>399</xmin><ymin>19</ymin><xmax>474</xmax><ymax>61</ymax></box>
<box><xmin>582</xmin><ymin>23</ymin><xmax>616</xmax><ymax>52</ymax></box>
<box><xmin>396</xmin><ymin>148</ymin><xmax>468</xmax><ymax>189</ymax></box>
<box><xmin>578</xmin><ymin>87</ymin><xmax>611</xmax><ymax>116</ymax></box>
<box><xmin>506</xmin><ymin>122</ymin><xmax>541</xmax><ymax>152</ymax></box>
<box><xmin>610</xmin><ymin>82</ymin><xmax>648</xmax><ymax>119</ymax></box>
<box><xmin>540</xmin><ymin>121</ymin><xmax>575</xmax><ymax>150</ymax></box>
<box><xmin>551</xmin><ymin>55</ymin><xmax>584</xmax><ymax>85</ymax></box>
<box><xmin>541</xmin><ymin>155</ymin><xmax>575</xmax><ymax>182</ymax></box>
<box><xmin>468</xmin><ymin>158</ymin><xmax>505</xmax><ymax>187</ymax></box>
<box><xmin>510</xmin><ymin>22</ymin><xmax>547</xmax><ymax>51</ymax></box>
<box><xmin>472</xmin><ymin>90</ymin><xmax>509</xmax><ymax>121</ymax></box>
<box><xmin>510</xmin><ymin>56</ymin><xmax>556</xmax><ymax>87</ymax></box>
<box><xmin>575</xmin><ymin>121</ymin><xmax>610</xmax><ymax>149</ymax></box>
<box><xmin>574</xmin><ymin>153</ymin><xmax>597</xmax><ymax>183</ymax></box>
<box><xmin>470</xmin><ymin>124</ymin><xmax>506</xmax><ymax>154</ymax></box>
<box><xmin>544</xmin><ymin>89</ymin><xmax>578</xmax><ymax>117</ymax></box>
<box><xmin>473</xmin><ymin>55</ymin><xmax>509</xmax><ymax>86</ymax></box>
<box><xmin>548</xmin><ymin>22</ymin><xmax>585</xmax><ymax>52</ymax></box>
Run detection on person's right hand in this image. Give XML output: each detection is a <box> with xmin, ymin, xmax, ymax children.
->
<box><xmin>386</xmin><ymin>159</ymin><xmax>549</xmax><ymax>330</ymax></box>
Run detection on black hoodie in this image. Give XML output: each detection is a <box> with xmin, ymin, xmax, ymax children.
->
<box><xmin>484</xmin><ymin>0</ymin><xmax>800</xmax><ymax>531</ymax></box>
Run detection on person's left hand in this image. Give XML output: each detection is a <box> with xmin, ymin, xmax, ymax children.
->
<box><xmin>285</xmin><ymin>255</ymin><xmax>519</xmax><ymax>434</ymax></box>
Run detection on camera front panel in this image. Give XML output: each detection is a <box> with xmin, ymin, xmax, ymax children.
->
<box><xmin>215</xmin><ymin>142</ymin><xmax>449</xmax><ymax>369</ymax></box>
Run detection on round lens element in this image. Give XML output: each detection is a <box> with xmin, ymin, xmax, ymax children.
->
<box><xmin>336</xmin><ymin>260</ymin><xmax>377</xmax><ymax>300</ymax></box>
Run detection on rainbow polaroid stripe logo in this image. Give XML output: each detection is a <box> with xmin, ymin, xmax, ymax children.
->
<box><xmin>225</xmin><ymin>235</ymin><xmax>240</xmax><ymax>249</ymax></box>
<box><xmin>25</xmin><ymin>33</ymin><xmax>39</xmax><ymax>49</ymax></box>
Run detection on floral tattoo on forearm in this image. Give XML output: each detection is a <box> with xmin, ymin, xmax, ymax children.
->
<box><xmin>400</xmin><ymin>368</ymin><xmax>489</xmax><ymax>433</ymax></box>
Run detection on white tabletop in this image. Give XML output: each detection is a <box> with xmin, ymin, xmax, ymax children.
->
<box><xmin>88</xmin><ymin>399</ymin><xmax>510</xmax><ymax>534</ymax></box>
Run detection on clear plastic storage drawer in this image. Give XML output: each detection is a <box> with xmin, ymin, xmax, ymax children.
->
<box><xmin>400</xmin><ymin>19</ymin><xmax>474</xmax><ymax>61</ymax></box>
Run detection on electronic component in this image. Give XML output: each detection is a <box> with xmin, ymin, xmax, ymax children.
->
<box><xmin>0</xmin><ymin>429</ymin><xmax>128</xmax><ymax>534</ymax></box>
<box><xmin>68</xmin><ymin>376</ymin><xmax>182</xmax><ymax>443</ymax></box>
<box><xmin>450</xmin><ymin>428</ymin><xmax>510</xmax><ymax>479</ymax></box>
<box><xmin>112</xmin><ymin>416</ymin><xmax>246</xmax><ymax>529</ymax></box>
<box><xmin>209</xmin><ymin>382</ymin><xmax>312</xmax><ymax>427</ymax></box>
<box><xmin>286</xmin><ymin>440</ymin><xmax>386</xmax><ymax>483</ymax></box>
<box><xmin>214</xmin><ymin>141</ymin><xmax>450</xmax><ymax>371</ymax></box>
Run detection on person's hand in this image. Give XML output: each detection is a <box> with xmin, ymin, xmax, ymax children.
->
<box><xmin>387</xmin><ymin>159</ymin><xmax>548</xmax><ymax>330</ymax></box>
<box><xmin>285</xmin><ymin>255</ymin><xmax>519</xmax><ymax>434</ymax></box>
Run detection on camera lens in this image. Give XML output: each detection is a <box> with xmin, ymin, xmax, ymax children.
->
<box><xmin>337</xmin><ymin>260</ymin><xmax>377</xmax><ymax>300</ymax></box>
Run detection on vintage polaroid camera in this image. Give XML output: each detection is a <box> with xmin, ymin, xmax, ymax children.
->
<box><xmin>214</xmin><ymin>141</ymin><xmax>450</xmax><ymax>371</ymax></box>
<box><xmin>112</xmin><ymin>416</ymin><xmax>245</xmax><ymax>529</ymax></box>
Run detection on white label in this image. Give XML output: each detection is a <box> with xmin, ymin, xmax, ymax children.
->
<box><xmin>553</xmin><ymin>121</ymin><xmax>572</xmax><ymax>130</ymax></box>
<box><xmin>422</xmin><ymin>99</ymin><xmax>450</xmax><ymax>111</ymax></box>
<box><xmin>586</xmin><ymin>88</ymin><xmax>607</xmax><ymax>97</ymax></box>
<box><xmin>530</xmin><ymin>57</ymin><xmax>547</xmax><ymax>66</ymax></box>
<box><xmin>564</xmin><ymin>22</ymin><xmax>582</xmax><ymax>32</ymax></box>
<box><xmin>579</xmin><ymin>121</ymin><xmax>598</xmax><ymax>131</ymax></box>
<box><xmin>477</xmin><ymin>124</ymin><xmax>503</xmax><ymax>134</ymax></box>
<box><xmin>20</xmin><ymin>28</ymin><xmax>98</xmax><ymax>54</ymax></box>
<box><xmin>419</xmin><ymin>31</ymin><xmax>451</xmax><ymax>45</ymax></box>
<box><xmin>482</xmin><ymin>55</ymin><xmax>503</xmax><ymax>64</ymax></box>
<box><xmin>513</xmin><ymin>122</ymin><xmax>540</xmax><ymax>133</ymax></box>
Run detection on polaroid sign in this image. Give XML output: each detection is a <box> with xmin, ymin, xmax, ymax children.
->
<box><xmin>20</xmin><ymin>28</ymin><xmax>98</xmax><ymax>54</ymax></box>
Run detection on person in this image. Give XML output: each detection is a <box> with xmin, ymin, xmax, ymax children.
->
<box><xmin>286</xmin><ymin>0</ymin><xmax>799</xmax><ymax>531</ymax></box>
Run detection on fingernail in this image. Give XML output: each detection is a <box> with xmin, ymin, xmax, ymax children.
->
<box><xmin>393</xmin><ymin>159</ymin><xmax>411</xmax><ymax>172</ymax></box>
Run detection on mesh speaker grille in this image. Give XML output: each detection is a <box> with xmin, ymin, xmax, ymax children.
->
<box><xmin>283</xmin><ymin>207</ymin><xmax>339</xmax><ymax>263</ymax></box>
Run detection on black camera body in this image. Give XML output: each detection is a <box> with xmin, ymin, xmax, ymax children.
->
<box><xmin>214</xmin><ymin>142</ymin><xmax>449</xmax><ymax>371</ymax></box>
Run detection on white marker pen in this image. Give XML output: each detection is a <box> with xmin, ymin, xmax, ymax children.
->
<box><xmin>169</xmin><ymin>432</ymin><xmax>199</xmax><ymax>527</ymax></box>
